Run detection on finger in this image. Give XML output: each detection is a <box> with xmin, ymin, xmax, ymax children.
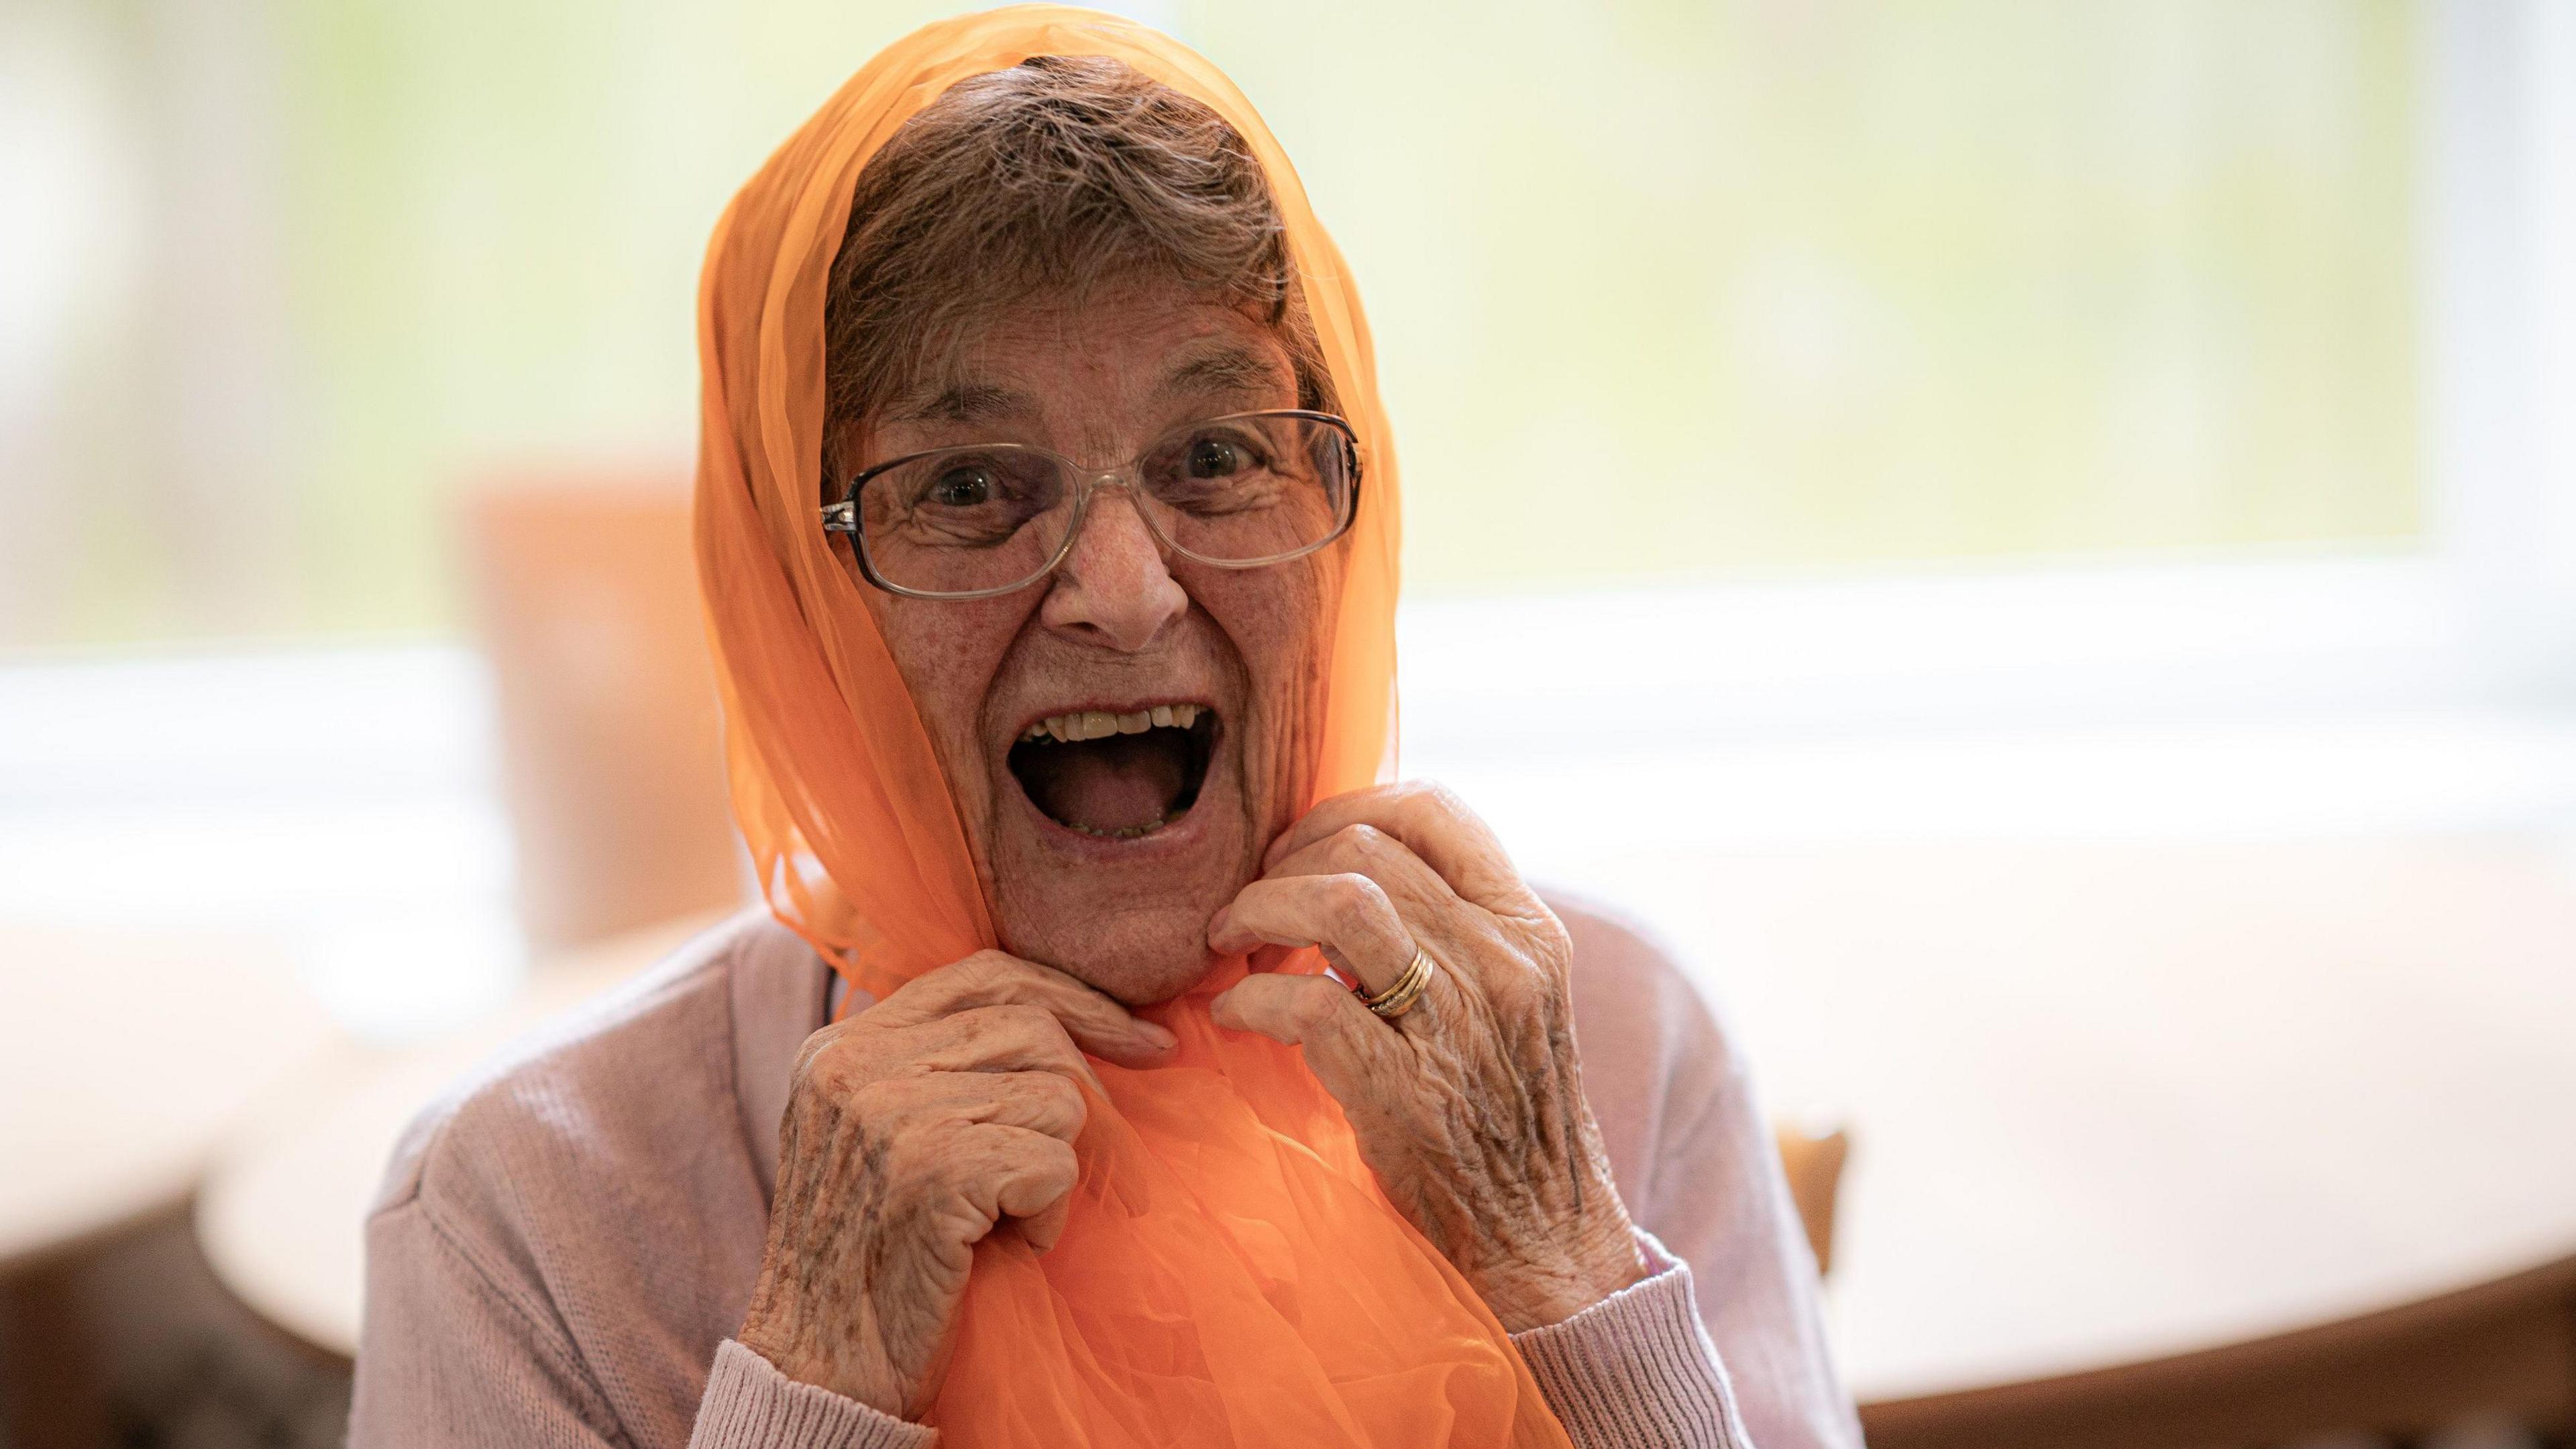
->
<box><xmin>856</xmin><ymin>1068</ymin><xmax>1089</xmax><ymax>1147</ymax></box>
<box><xmin>871</xmin><ymin>950</ymin><xmax>1177</xmax><ymax>1066</ymax></box>
<box><xmin>1018</xmin><ymin>1193</ymin><xmax>1072</xmax><ymax>1254</ymax></box>
<box><xmin>1263</xmin><ymin>822</ymin><xmax>1455</xmax><ymax>916</ymax></box>
<box><xmin>910</xmin><ymin>1004</ymin><xmax>1110</xmax><ymax>1099</ymax></box>
<box><xmin>1208</xmin><ymin>873</ymin><xmax>1414</xmax><ymax>995</ymax></box>
<box><xmin>1262</xmin><ymin>782</ymin><xmax>1527</xmax><ymax>909</ymax></box>
<box><xmin>1211</xmin><ymin>973</ymin><xmax>1410</xmax><ymax>1104</ymax></box>
<box><xmin>1250</xmin><ymin>825</ymin><xmax>1543</xmax><ymax>1012</ymax></box>
<box><xmin>954</xmin><ymin>1124</ymin><xmax>1080</xmax><ymax>1244</ymax></box>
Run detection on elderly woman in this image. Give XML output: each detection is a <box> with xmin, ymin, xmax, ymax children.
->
<box><xmin>350</xmin><ymin>11</ymin><xmax>1856</xmax><ymax>1449</ymax></box>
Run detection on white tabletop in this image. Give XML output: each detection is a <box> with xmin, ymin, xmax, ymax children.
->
<box><xmin>1642</xmin><ymin>834</ymin><xmax>2576</xmax><ymax>1401</ymax></box>
<box><xmin>194</xmin><ymin>914</ymin><xmax>722</xmax><ymax>1356</ymax></box>
<box><xmin>192</xmin><ymin>839</ymin><xmax>2576</xmax><ymax>1400</ymax></box>
<box><xmin>0</xmin><ymin>923</ymin><xmax>341</xmax><ymax>1271</ymax></box>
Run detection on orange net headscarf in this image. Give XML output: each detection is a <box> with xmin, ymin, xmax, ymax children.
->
<box><xmin>693</xmin><ymin>7</ymin><xmax>1572</xmax><ymax>1446</ymax></box>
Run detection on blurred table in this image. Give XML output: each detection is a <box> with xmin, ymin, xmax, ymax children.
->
<box><xmin>1626</xmin><ymin>835</ymin><xmax>2576</xmax><ymax>1445</ymax></box>
<box><xmin>0</xmin><ymin>923</ymin><xmax>341</xmax><ymax>1444</ymax></box>
<box><xmin>0</xmin><ymin>923</ymin><xmax>341</xmax><ymax>1270</ymax></box>
<box><xmin>195</xmin><ymin>913</ymin><xmax>721</xmax><ymax>1358</ymax></box>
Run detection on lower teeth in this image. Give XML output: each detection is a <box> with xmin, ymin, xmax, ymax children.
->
<box><xmin>1074</xmin><ymin>816</ymin><xmax>1167</xmax><ymax>840</ymax></box>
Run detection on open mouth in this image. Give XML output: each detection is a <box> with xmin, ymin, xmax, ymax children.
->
<box><xmin>1006</xmin><ymin>704</ymin><xmax>1218</xmax><ymax>840</ymax></box>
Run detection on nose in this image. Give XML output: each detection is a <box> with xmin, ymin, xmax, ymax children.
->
<box><xmin>1038</xmin><ymin>484</ymin><xmax>1187</xmax><ymax>652</ymax></box>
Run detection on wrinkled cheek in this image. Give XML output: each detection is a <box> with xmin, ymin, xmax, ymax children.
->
<box><xmin>865</xmin><ymin>592</ymin><xmax>1027</xmax><ymax>883</ymax></box>
<box><xmin>1240</xmin><ymin>568</ymin><xmax>1341</xmax><ymax>831</ymax></box>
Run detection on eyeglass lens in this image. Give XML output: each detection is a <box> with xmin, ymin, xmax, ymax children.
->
<box><xmin>851</xmin><ymin>413</ymin><xmax>1355</xmax><ymax>597</ymax></box>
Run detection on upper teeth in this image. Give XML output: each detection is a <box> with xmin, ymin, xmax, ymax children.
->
<box><xmin>1020</xmin><ymin>703</ymin><xmax>1203</xmax><ymax>743</ymax></box>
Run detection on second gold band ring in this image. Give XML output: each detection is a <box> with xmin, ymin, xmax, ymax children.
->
<box><xmin>1358</xmin><ymin>946</ymin><xmax>1436</xmax><ymax>1020</ymax></box>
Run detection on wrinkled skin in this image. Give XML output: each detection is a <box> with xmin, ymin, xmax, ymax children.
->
<box><xmin>845</xmin><ymin>284</ymin><xmax>1336</xmax><ymax>1008</ymax></box>
<box><xmin>1208</xmin><ymin>781</ymin><xmax>1646</xmax><ymax>1332</ymax></box>
<box><xmin>739</xmin><ymin>951</ymin><xmax>1173</xmax><ymax>1417</ymax></box>
<box><xmin>738</xmin><ymin>285</ymin><xmax>1643</xmax><ymax>1417</ymax></box>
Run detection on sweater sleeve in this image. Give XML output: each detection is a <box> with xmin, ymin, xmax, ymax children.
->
<box><xmin>349</xmin><ymin>1198</ymin><xmax>930</xmax><ymax>1449</ymax></box>
<box><xmin>1509</xmin><ymin>1231</ymin><xmax>1753</xmax><ymax>1449</ymax></box>
<box><xmin>689</xmin><ymin>1341</ymin><xmax>937</xmax><ymax>1449</ymax></box>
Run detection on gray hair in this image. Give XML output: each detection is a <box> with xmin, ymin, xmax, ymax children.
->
<box><xmin>822</xmin><ymin>55</ymin><xmax>1334</xmax><ymax>482</ymax></box>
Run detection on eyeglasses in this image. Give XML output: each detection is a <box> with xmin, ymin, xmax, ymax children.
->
<box><xmin>821</xmin><ymin>409</ymin><xmax>1361</xmax><ymax>600</ymax></box>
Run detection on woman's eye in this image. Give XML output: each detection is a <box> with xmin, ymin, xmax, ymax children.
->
<box><xmin>1186</xmin><ymin>437</ymin><xmax>1250</xmax><ymax>478</ymax></box>
<box><xmin>926</xmin><ymin>466</ymin><xmax>995</xmax><ymax>507</ymax></box>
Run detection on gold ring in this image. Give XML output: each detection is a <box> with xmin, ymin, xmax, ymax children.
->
<box><xmin>1358</xmin><ymin>945</ymin><xmax>1436</xmax><ymax>1020</ymax></box>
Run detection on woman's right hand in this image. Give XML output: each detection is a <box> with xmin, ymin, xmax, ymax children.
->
<box><xmin>736</xmin><ymin>949</ymin><xmax>1177</xmax><ymax>1419</ymax></box>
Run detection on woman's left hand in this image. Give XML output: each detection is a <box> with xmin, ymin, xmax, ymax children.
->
<box><xmin>1208</xmin><ymin>782</ymin><xmax>1648</xmax><ymax>1332</ymax></box>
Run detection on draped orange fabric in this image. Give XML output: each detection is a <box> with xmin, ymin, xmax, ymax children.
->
<box><xmin>691</xmin><ymin>8</ymin><xmax>1574</xmax><ymax>1446</ymax></box>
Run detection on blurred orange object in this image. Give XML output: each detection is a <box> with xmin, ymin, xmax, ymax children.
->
<box><xmin>1774</xmin><ymin>1118</ymin><xmax>1850</xmax><ymax>1277</ymax></box>
<box><xmin>464</xmin><ymin>474</ymin><xmax>746</xmax><ymax>949</ymax></box>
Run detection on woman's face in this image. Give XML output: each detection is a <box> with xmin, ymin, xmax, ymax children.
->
<box><xmin>843</xmin><ymin>282</ymin><xmax>1344</xmax><ymax>1005</ymax></box>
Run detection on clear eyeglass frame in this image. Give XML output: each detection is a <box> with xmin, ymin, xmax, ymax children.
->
<box><xmin>819</xmin><ymin>408</ymin><xmax>1362</xmax><ymax>601</ymax></box>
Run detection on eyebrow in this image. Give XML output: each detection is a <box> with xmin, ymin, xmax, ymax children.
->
<box><xmin>881</xmin><ymin>380</ymin><xmax>1032</xmax><ymax>425</ymax></box>
<box><xmin>1157</xmin><ymin>344</ymin><xmax>1294</xmax><ymax>404</ymax></box>
<box><xmin>877</xmin><ymin>343</ymin><xmax>1293</xmax><ymax>427</ymax></box>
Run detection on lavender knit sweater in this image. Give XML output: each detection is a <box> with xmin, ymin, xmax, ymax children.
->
<box><xmin>347</xmin><ymin>897</ymin><xmax>1860</xmax><ymax>1448</ymax></box>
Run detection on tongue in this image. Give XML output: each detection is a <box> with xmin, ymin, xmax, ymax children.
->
<box><xmin>1028</xmin><ymin>735</ymin><xmax>1186</xmax><ymax>833</ymax></box>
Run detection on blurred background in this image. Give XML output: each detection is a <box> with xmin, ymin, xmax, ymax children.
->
<box><xmin>3</xmin><ymin>1</ymin><xmax>2573</xmax><ymax>1446</ymax></box>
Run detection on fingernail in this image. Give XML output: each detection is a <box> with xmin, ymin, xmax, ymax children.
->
<box><xmin>1136</xmin><ymin>1020</ymin><xmax>1177</xmax><ymax>1050</ymax></box>
<box><xmin>1206</xmin><ymin>906</ymin><xmax>1231</xmax><ymax>939</ymax></box>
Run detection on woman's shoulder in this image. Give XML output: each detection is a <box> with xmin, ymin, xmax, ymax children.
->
<box><xmin>366</xmin><ymin>907</ymin><xmax>816</xmax><ymax>1244</ymax></box>
<box><xmin>1536</xmin><ymin>885</ymin><xmax>1750</xmax><ymax>1189</ymax></box>
<box><xmin>355</xmin><ymin>908</ymin><xmax>818</xmax><ymax>1439</ymax></box>
<box><xmin>1539</xmin><ymin>884</ymin><xmax>1735</xmax><ymax>1065</ymax></box>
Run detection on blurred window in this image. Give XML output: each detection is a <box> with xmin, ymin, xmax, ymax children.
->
<box><xmin>1218</xmin><ymin>0</ymin><xmax>2422</xmax><ymax>591</ymax></box>
<box><xmin>0</xmin><ymin>1</ymin><xmax>2430</xmax><ymax>643</ymax></box>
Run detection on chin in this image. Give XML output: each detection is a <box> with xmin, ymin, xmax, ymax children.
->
<box><xmin>982</xmin><ymin>698</ymin><xmax>1267</xmax><ymax>1006</ymax></box>
<box><xmin>1001</xmin><ymin>906</ymin><xmax>1222</xmax><ymax>1006</ymax></box>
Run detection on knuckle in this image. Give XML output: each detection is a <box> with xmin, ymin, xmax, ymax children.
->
<box><xmin>1340</xmin><ymin>823</ymin><xmax>1391</xmax><ymax>860</ymax></box>
<box><xmin>848</xmin><ymin>1077</ymin><xmax>910</xmax><ymax>1122</ymax></box>
<box><xmin>1028</xmin><ymin>1135</ymin><xmax>1079</xmax><ymax>1185</ymax></box>
<box><xmin>1327</xmin><ymin>873</ymin><xmax>1391</xmax><ymax>929</ymax></box>
<box><xmin>788</xmin><ymin>1040</ymin><xmax>828</xmax><ymax>1089</ymax></box>
<box><xmin>792</xmin><ymin>1036</ymin><xmax>868</xmax><ymax>1099</ymax></box>
<box><xmin>867</xmin><ymin>1122</ymin><xmax>934</xmax><ymax>1184</ymax></box>
<box><xmin>1021</xmin><ymin>1070</ymin><xmax>1085</xmax><ymax>1116</ymax></box>
<box><xmin>788</xmin><ymin>1022</ymin><xmax>846</xmax><ymax>1081</ymax></box>
<box><xmin>970</xmin><ymin>1142</ymin><xmax>1036</xmax><ymax>1197</ymax></box>
<box><xmin>797</xmin><ymin>1059</ymin><xmax>848</xmax><ymax>1104</ymax></box>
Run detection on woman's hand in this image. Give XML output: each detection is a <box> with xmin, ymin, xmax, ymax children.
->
<box><xmin>1208</xmin><ymin>782</ymin><xmax>1648</xmax><ymax>1332</ymax></box>
<box><xmin>738</xmin><ymin>950</ymin><xmax>1177</xmax><ymax>1419</ymax></box>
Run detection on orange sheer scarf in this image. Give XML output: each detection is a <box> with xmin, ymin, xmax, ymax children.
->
<box><xmin>692</xmin><ymin>8</ymin><xmax>1573</xmax><ymax>1446</ymax></box>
